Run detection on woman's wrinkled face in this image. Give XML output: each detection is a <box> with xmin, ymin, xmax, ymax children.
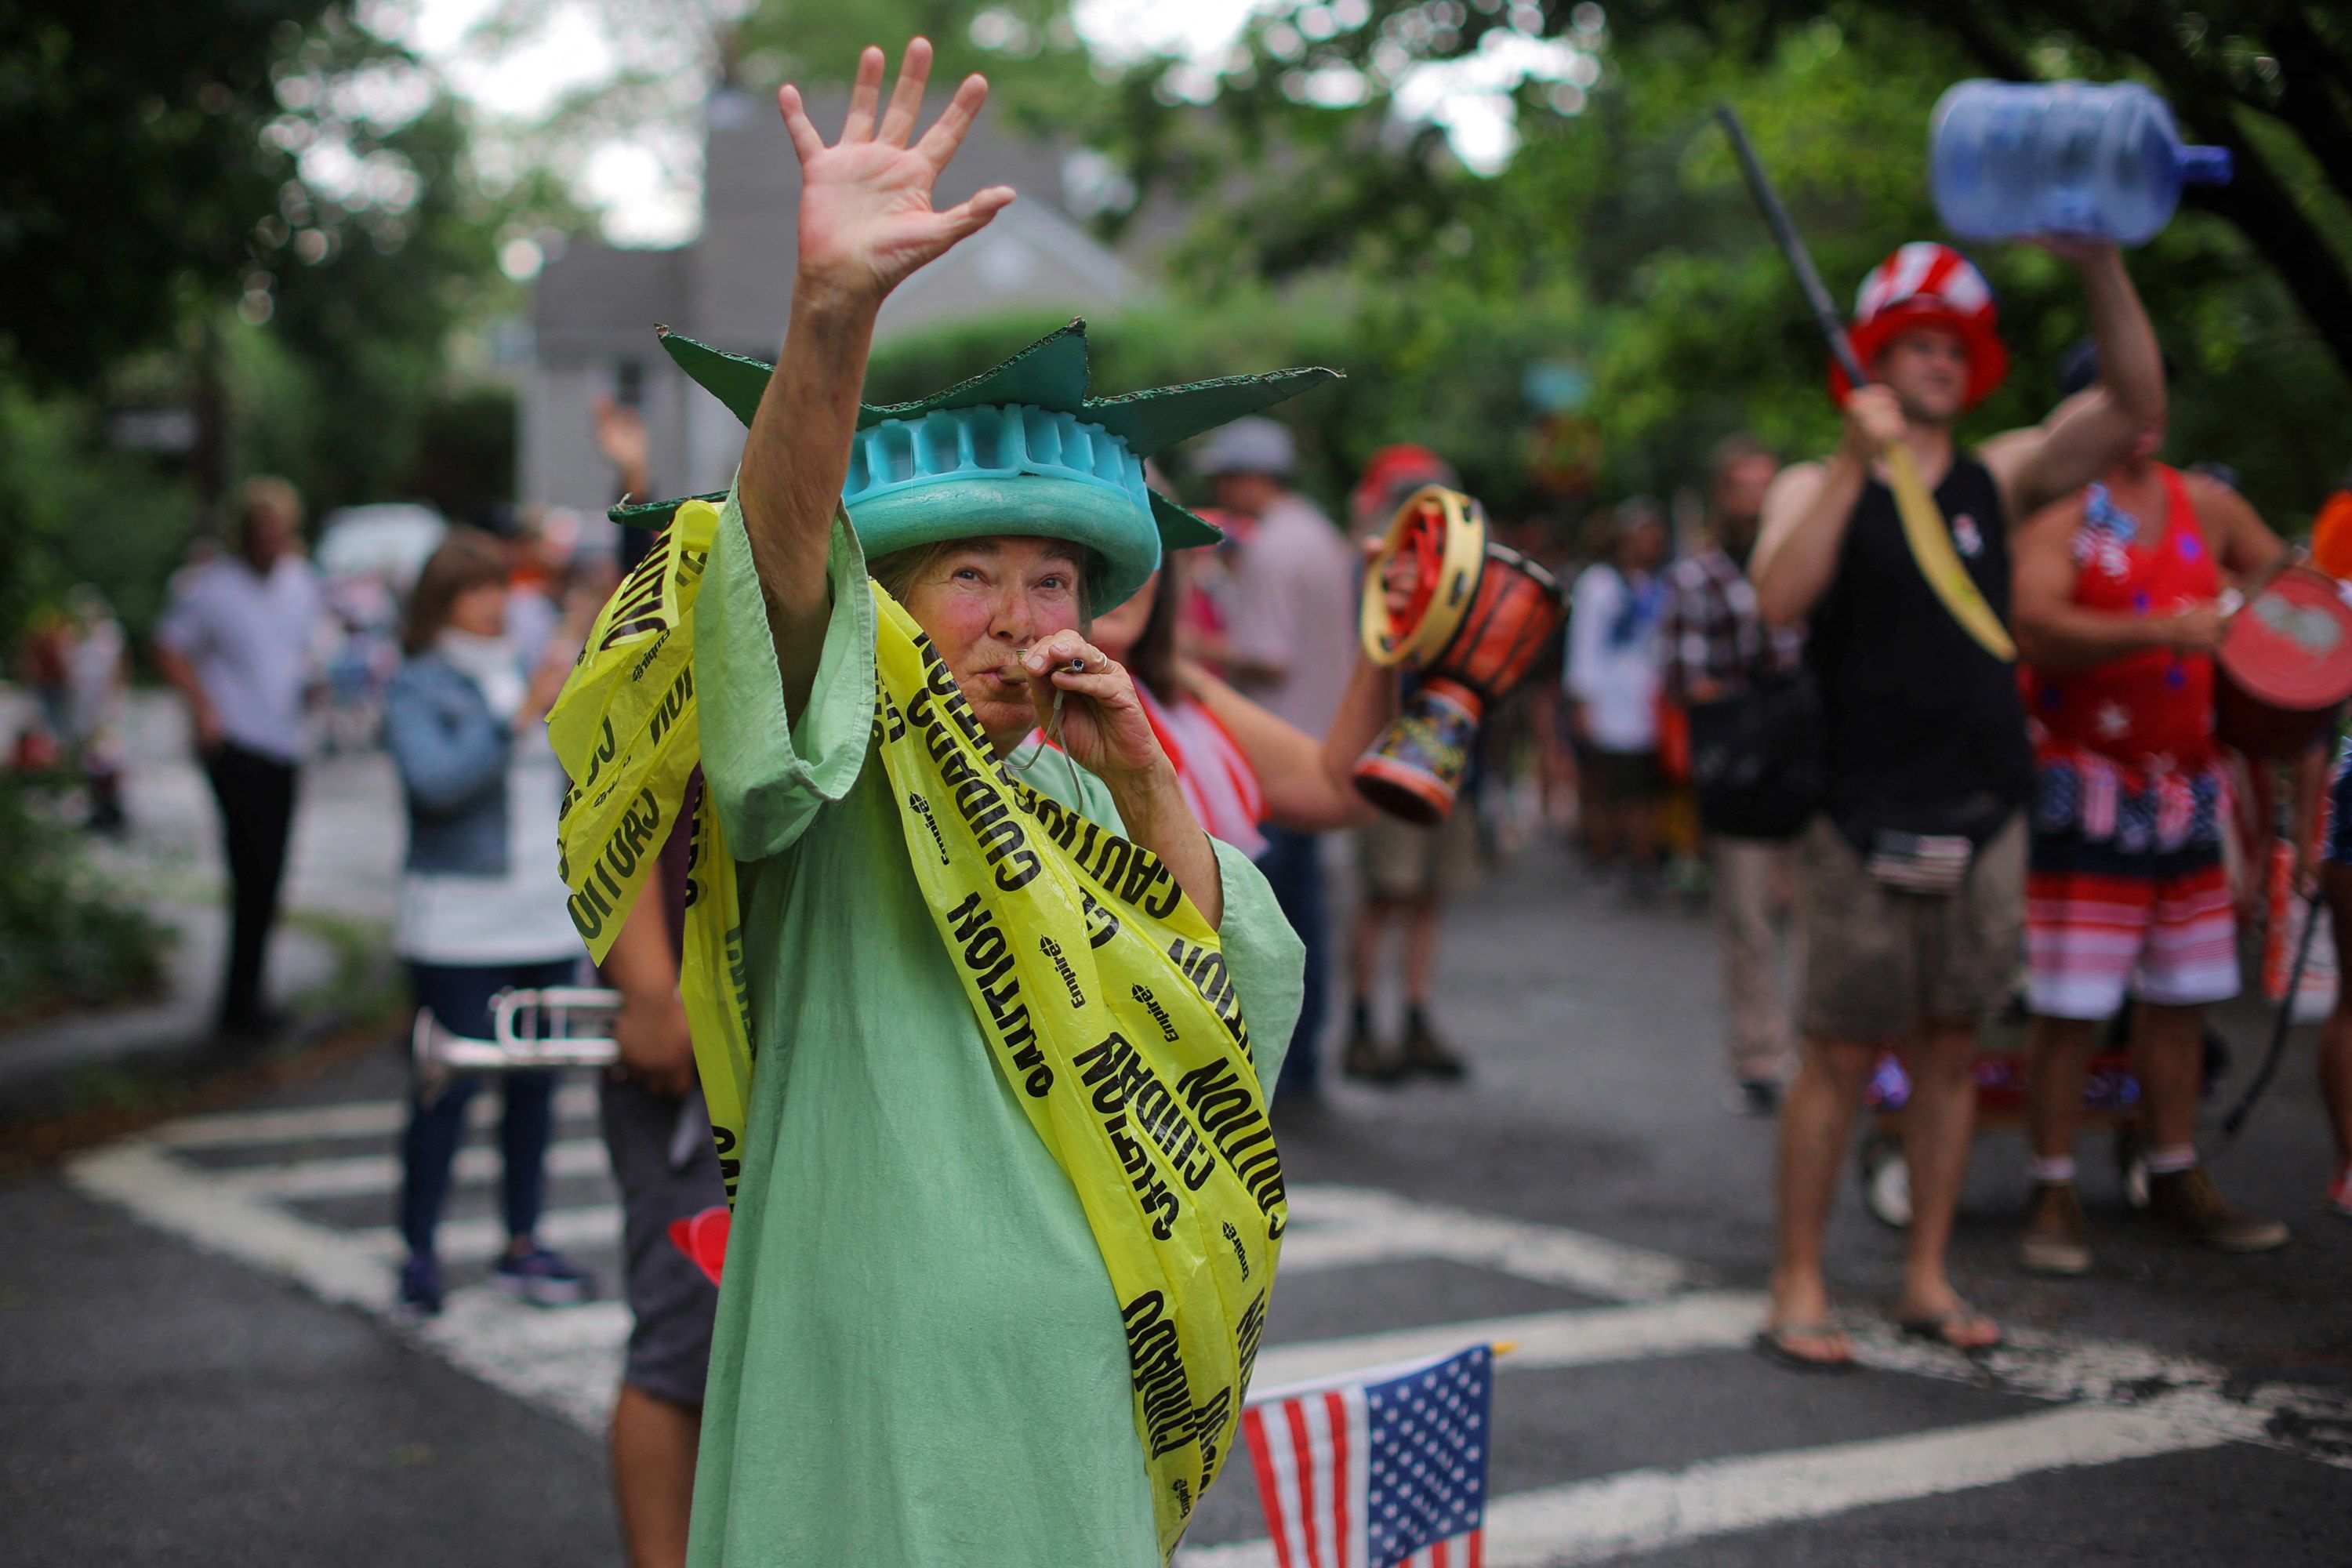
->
<box><xmin>898</xmin><ymin>535</ymin><xmax>1085</xmax><ymax>753</ymax></box>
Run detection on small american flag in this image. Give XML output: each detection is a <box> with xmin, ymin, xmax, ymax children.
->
<box><xmin>1240</xmin><ymin>1343</ymin><xmax>1494</xmax><ymax>1568</ymax></box>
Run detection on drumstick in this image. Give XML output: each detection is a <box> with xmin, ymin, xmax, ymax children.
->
<box><xmin>1715</xmin><ymin>103</ymin><xmax>2016</xmax><ymax>663</ymax></box>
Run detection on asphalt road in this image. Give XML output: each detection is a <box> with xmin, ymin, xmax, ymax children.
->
<box><xmin>6</xmin><ymin>735</ymin><xmax>2350</xmax><ymax>1566</ymax></box>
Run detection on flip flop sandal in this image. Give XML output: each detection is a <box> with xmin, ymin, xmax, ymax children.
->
<box><xmin>1753</xmin><ymin>1320</ymin><xmax>1857</xmax><ymax>1372</ymax></box>
<box><xmin>1895</xmin><ymin>1306</ymin><xmax>2003</xmax><ymax>1353</ymax></box>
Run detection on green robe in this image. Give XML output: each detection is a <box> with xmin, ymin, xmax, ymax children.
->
<box><xmin>685</xmin><ymin>495</ymin><xmax>1305</xmax><ymax>1566</ymax></box>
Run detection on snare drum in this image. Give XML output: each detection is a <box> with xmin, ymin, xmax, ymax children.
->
<box><xmin>2216</xmin><ymin>566</ymin><xmax>2352</xmax><ymax>758</ymax></box>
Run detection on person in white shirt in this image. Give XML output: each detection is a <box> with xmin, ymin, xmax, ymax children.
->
<box><xmin>1566</xmin><ymin>500</ymin><xmax>1671</xmax><ymax>893</ymax></box>
<box><xmin>154</xmin><ymin>477</ymin><xmax>324</xmax><ymax>1036</ymax></box>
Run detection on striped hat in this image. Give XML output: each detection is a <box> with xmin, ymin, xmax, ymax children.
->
<box><xmin>1832</xmin><ymin>242</ymin><xmax>2008</xmax><ymax>408</ymax></box>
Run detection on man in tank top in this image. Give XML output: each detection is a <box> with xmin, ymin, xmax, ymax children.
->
<box><xmin>1748</xmin><ymin>241</ymin><xmax>2165</xmax><ymax>1367</ymax></box>
<box><xmin>2010</xmin><ymin>342</ymin><xmax>2290</xmax><ymax>1275</ymax></box>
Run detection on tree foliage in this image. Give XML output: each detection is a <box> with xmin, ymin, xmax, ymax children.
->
<box><xmin>1073</xmin><ymin>0</ymin><xmax>2351</xmax><ymax>525</ymax></box>
<box><xmin>0</xmin><ymin>0</ymin><xmax>332</xmax><ymax>387</ymax></box>
<box><xmin>0</xmin><ymin>4</ymin><xmax>543</xmax><ymax>646</ymax></box>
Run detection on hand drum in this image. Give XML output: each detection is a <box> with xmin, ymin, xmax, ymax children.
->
<box><xmin>2216</xmin><ymin>565</ymin><xmax>2352</xmax><ymax>759</ymax></box>
<box><xmin>1354</xmin><ymin>485</ymin><xmax>1568</xmax><ymax>824</ymax></box>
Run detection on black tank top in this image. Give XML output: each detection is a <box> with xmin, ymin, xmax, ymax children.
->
<box><xmin>1806</xmin><ymin>452</ymin><xmax>2031</xmax><ymax>845</ymax></box>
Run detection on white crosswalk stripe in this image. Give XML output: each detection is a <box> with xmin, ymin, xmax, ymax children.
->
<box><xmin>64</xmin><ymin>1087</ymin><xmax>2352</xmax><ymax>1566</ymax></box>
<box><xmin>1181</xmin><ymin>1392</ymin><xmax>2262</xmax><ymax>1568</ymax></box>
<box><xmin>147</xmin><ymin>1083</ymin><xmax>604</xmax><ymax>1149</ymax></box>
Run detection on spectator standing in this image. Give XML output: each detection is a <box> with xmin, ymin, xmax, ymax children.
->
<box><xmin>1343</xmin><ymin>445</ymin><xmax>1479</xmax><ymax>1081</ymax></box>
<box><xmin>1749</xmin><ymin>239</ymin><xmax>2165</xmax><ymax>1367</ymax></box>
<box><xmin>1662</xmin><ymin>437</ymin><xmax>1804</xmax><ymax>1112</ymax></box>
<box><xmin>63</xmin><ymin>585</ymin><xmax>130</xmax><ymax>834</ymax></box>
<box><xmin>1566</xmin><ymin>500</ymin><xmax>1670</xmax><ymax>895</ymax></box>
<box><xmin>154</xmin><ymin>477</ymin><xmax>324</xmax><ymax>1036</ymax></box>
<box><xmin>596</xmin><ymin>806</ymin><xmax>725</xmax><ymax>1568</ymax></box>
<box><xmin>1210</xmin><ymin>416</ymin><xmax>1359</xmax><ymax>1100</ymax></box>
<box><xmin>383</xmin><ymin>529</ymin><xmax>593</xmax><ymax>1319</ymax></box>
<box><xmin>2011</xmin><ymin>343</ymin><xmax>2290</xmax><ymax>1272</ymax></box>
<box><xmin>590</xmin><ymin>394</ymin><xmax>729</xmax><ymax>1568</ymax></box>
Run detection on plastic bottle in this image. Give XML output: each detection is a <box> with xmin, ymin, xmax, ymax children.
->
<box><xmin>1929</xmin><ymin>79</ymin><xmax>2233</xmax><ymax>246</ymax></box>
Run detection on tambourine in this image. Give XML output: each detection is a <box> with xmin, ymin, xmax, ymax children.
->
<box><xmin>1354</xmin><ymin>485</ymin><xmax>1568</xmax><ymax>824</ymax></box>
<box><xmin>2216</xmin><ymin>564</ymin><xmax>2352</xmax><ymax>759</ymax></box>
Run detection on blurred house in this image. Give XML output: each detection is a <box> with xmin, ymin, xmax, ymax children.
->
<box><xmin>523</xmin><ymin>85</ymin><xmax>1145</xmax><ymax>526</ymax></box>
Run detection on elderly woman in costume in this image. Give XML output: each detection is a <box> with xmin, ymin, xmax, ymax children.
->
<box><xmin>559</xmin><ymin>42</ymin><xmax>1319</xmax><ymax>1567</ymax></box>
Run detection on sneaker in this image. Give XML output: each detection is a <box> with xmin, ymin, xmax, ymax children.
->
<box><xmin>493</xmin><ymin>1244</ymin><xmax>593</xmax><ymax>1305</ymax></box>
<box><xmin>1727</xmin><ymin>1079</ymin><xmax>1782</xmax><ymax>1117</ymax></box>
<box><xmin>397</xmin><ymin>1253</ymin><xmax>445</xmax><ymax>1319</ymax></box>
<box><xmin>1399</xmin><ymin>1017</ymin><xmax>1468</xmax><ymax>1080</ymax></box>
<box><xmin>2019</xmin><ymin>1181</ymin><xmax>2092</xmax><ymax>1276</ymax></box>
<box><xmin>2325</xmin><ymin>1163</ymin><xmax>2352</xmax><ymax>1219</ymax></box>
<box><xmin>1341</xmin><ymin>1027</ymin><xmax>1403</xmax><ymax>1085</ymax></box>
<box><xmin>2146</xmin><ymin>1166</ymin><xmax>2290</xmax><ymax>1253</ymax></box>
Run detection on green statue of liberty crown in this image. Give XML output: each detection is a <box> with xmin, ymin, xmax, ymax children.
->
<box><xmin>616</xmin><ymin>318</ymin><xmax>1339</xmax><ymax>609</ymax></box>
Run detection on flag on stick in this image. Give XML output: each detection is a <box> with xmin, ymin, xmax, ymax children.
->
<box><xmin>1240</xmin><ymin>1342</ymin><xmax>1494</xmax><ymax>1568</ymax></box>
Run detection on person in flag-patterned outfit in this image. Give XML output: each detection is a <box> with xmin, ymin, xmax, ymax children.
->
<box><xmin>2011</xmin><ymin>340</ymin><xmax>2292</xmax><ymax>1274</ymax></box>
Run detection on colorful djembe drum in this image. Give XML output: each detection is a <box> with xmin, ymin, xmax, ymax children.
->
<box><xmin>2216</xmin><ymin>565</ymin><xmax>2352</xmax><ymax>759</ymax></box>
<box><xmin>1354</xmin><ymin>485</ymin><xmax>1568</xmax><ymax>824</ymax></box>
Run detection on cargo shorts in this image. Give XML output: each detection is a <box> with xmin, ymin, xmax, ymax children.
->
<box><xmin>1795</xmin><ymin>812</ymin><xmax>2026</xmax><ymax>1041</ymax></box>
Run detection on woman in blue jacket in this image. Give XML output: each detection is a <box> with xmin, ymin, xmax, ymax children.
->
<box><xmin>383</xmin><ymin>529</ymin><xmax>591</xmax><ymax>1317</ymax></box>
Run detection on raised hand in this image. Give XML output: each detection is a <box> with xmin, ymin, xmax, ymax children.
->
<box><xmin>592</xmin><ymin>395</ymin><xmax>649</xmax><ymax>485</ymax></box>
<box><xmin>779</xmin><ymin>39</ymin><xmax>1014</xmax><ymax>306</ymax></box>
<box><xmin>1838</xmin><ymin>383</ymin><xmax>1907</xmax><ymax>463</ymax></box>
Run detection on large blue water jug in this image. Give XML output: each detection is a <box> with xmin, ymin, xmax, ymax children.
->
<box><xmin>1930</xmin><ymin>79</ymin><xmax>2232</xmax><ymax>246</ymax></box>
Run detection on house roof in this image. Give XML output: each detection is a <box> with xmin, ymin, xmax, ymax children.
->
<box><xmin>532</xmin><ymin>242</ymin><xmax>690</xmax><ymax>363</ymax></box>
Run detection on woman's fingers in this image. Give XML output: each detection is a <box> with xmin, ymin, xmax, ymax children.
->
<box><xmin>776</xmin><ymin>85</ymin><xmax>826</xmax><ymax>162</ymax></box>
<box><xmin>1023</xmin><ymin>631</ymin><xmax>1105</xmax><ymax>673</ymax></box>
<box><xmin>1048</xmin><ymin>669</ymin><xmax>1132</xmax><ymax>702</ymax></box>
<box><xmin>916</xmin><ymin>73</ymin><xmax>992</xmax><ymax>171</ymax></box>
<box><xmin>877</xmin><ymin>36</ymin><xmax>932</xmax><ymax>145</ymax></box>
<box><xmin>936</xmin><ymin>185</ymin><xmax>1014</xmax><ymax>243</ymax></box>
<box><xmin>840</xmin><ymin>45</ymin><xmax>886</xmax><ymax>141</ymax></box>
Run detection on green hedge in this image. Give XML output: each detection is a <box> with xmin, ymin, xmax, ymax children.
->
<box><xmin>0</xmin><ymin>779</ymin><xmax>169</xmax><ymax>1027</ymax></box>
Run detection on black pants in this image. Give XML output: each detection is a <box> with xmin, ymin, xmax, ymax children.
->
<box><xmin>201</xmin><ymin>741</ymin><xmax>298</xmax><ymax>1029</ymax></box>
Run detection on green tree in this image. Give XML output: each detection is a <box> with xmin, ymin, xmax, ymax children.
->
<box><xmin>1073</xmin><ymin>2</ymin><xmax>2350</xmax><ymax>523</ymax></box>
<box><xmin>0</xmin><ymin>5</ymin><xmax>543</xmax><ymax>645</ymax></box>
<box><xmin>0</xmin><ymin>0</ymin><xmax>333</xmax><ymax>387</ymax></box>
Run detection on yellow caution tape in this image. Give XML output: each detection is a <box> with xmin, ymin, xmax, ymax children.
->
<box><xmin>1883</xmin><ymin>441</ymin><xmax>2016</xmax><ymax>662</ymax></box>
<box><xmin>548</xmin><ymin>499</ymin><xmax>1284</xmax><ymax>1560</ymax></box>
